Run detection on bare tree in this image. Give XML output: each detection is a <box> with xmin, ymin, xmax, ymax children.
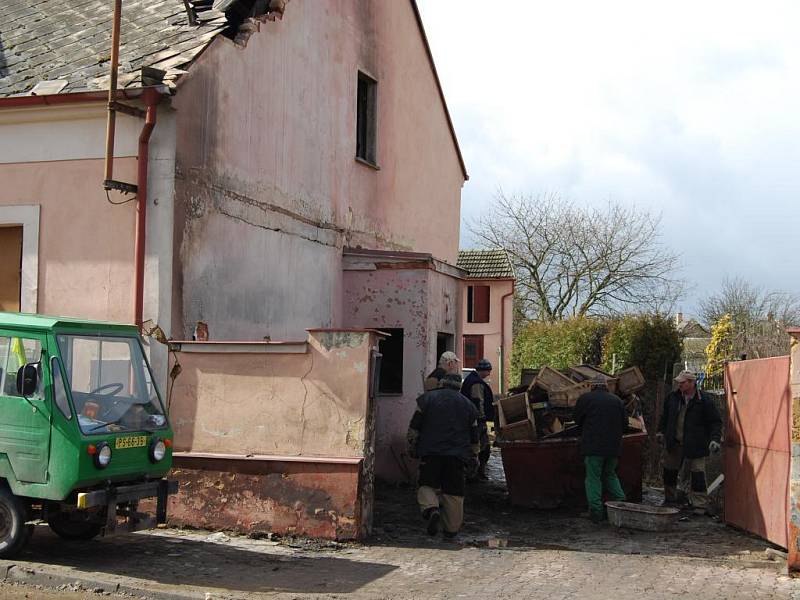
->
<box><xmin>699</xmin><ymin>276</ymin><xmax>800</xmax><ymax>359</ymax></box>
<box><xmin>469</xmin><ymin>192</ymin><xmax>683</xmax><ymax>321</ymax></box>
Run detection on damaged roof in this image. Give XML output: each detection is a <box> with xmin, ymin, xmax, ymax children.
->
<box><xmin>0</xmin><ymin>0</ymin><xmax>283</xmax><ymax>97</ymax></box>
<box><xmin>457</xmin><ymin>249</ymin><xmax>515</xmax><ymax>280</ymax></box>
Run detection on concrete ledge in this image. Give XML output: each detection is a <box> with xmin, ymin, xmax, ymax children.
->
<box><xmin>169</xmin><ymin>340</ymin><xmax>308</xmax><ymax>354</ymax></box>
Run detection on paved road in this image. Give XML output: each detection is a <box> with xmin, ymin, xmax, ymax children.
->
<box><xmin>1</xmin><ymin>453</ymin><xmax>798</xmax><ymax>599</ymax></box>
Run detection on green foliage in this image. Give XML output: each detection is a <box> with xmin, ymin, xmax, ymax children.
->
<box><xmin>705</xmin><ymin>314</ymin><xmax>733</xmax><ymax>377</ymax></box>
<box><xmin>601</xmin><ymin>314</ymin><xmax>682</xmax><ymax>382</ymax></box>
<box><xmin>511</xmin><ymin>318</ymin><xmax>608</xmax><ymax>386</ymax></box>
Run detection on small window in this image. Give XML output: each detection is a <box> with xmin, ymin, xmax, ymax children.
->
<box><xmin>356</xmin><ymin>71</ymin><xmax>377</xmax><ymax>165</ymax></box>
<box><xmin>51</xmin><ymin>357</ymin><xmax>72</xmax><ymax>419</ymax></box>
<box><xmin>463</xmin><ymin>335</ymin><xmax>484</xmax><ymax>369</ymax></box>
<box><xmin>467</xmin><ymin>285</ymin><xmax>491</xmax><ymax>323</ymax></box>
<box><xmin>377</xmin><ymin>328</ymin><xmax>403</xmax><ymax>394</ymax></box>
<box><xmin>0</xmin><ymin>337</ymin><xmax>42</xmax><ymax>398</ymax></box>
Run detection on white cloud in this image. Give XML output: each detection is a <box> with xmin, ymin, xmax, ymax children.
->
<box><xmin>418</xmin><ymin>0</ymin><xmax>800</xmax><ymax>318</ymax></box>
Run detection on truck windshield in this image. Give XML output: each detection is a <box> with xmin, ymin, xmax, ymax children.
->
<box><xmin>56</xmin><ymin>334</ymin><xmax>167</xmax><ymax>435</ymax></box>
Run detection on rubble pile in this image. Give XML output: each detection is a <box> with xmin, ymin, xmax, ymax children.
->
<box><xmin>496</xmin><ymin>364</ymin><xmax>646</xmax><ymax>442</ymax></box>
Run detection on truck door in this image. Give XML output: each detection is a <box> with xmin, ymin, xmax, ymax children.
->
<box><xmin>0</xmin><ymin>335</ymin><xmax>50</xmax><ymax>484</ymax></box>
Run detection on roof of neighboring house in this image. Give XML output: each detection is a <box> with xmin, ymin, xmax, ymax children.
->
<box><xmin>0</xmin><ymin>0</ymin><xmax>287</xmax><ymax>97</ymax></box>
<box><xmin>457</xmin><ymin>249</ymin><xmax>515</xmax><ymax>280</ymax></box>
<box><xmin>676</xmin><ymin>318</ymin><xmax>710</xmax><ymax>337</ymax></box>
<box><xmin>683</xmin><ymin>336</ymin><xmax>711</xmax><ymax>358</ymax></box>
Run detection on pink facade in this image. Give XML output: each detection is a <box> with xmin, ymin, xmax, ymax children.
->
<box><xmin>461</xmin><ymin>278</ymin><xmax>514</xmax><ymax>394</ymax></box>
<box><xmin>0</xmin><ymin>1</ymin><xmax>466</xmax><ymax>538</ymax></box>
<box><xmin>171</xmin><ymin>0</ymin><xmax>465</xmax><ymax>342</ymax></box>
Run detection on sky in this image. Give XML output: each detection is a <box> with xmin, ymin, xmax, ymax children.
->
<box><xmin>417</xmin><ymin>0</ymin><xmax>800</xmax><ymax>319</ymax></box>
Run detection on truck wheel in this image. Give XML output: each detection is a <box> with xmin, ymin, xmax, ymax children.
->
<box><xmin>0</xmin><ymin>486</ymin><xmax>32</xmax><ymax>558</ymax></box>
<box><xmin>47</xmin><ymin>515</ymin><xmax>102</xmax><ymax>541</ymax></box>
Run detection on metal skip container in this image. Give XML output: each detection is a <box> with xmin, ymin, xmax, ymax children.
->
<box><xmin>497</xmin><ymin>432</ymin><xmax>648</xmax><ymax>509</ymax></box>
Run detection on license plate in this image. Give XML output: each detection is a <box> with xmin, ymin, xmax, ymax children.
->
<box><xmin>116</xmin><ymin>435</ymin><xmax>147</xmax><ymax>449</ymax></box>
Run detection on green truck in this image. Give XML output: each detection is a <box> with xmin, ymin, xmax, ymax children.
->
<box><xmin>0</xmin><ymin>313</ymin><xmax>176</xmax><ymax>557</ymax></box>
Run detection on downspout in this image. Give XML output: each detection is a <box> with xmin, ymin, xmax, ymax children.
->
<box><xmin>134</xmin><ymin>89</ymin><xmax>161</xmax><ymax>327</ymax></box>
<box><xmin>103</xmin><ymin>0</ymin><xmax>122</xmax><ymax>189</ymax></box>
<box><xmin>500</xmin><ymin>281</ymin><xmax>515</xmax><ymax>394</ymax></box>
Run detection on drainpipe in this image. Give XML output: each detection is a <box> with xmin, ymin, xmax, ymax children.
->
<box><xmin>104</xmin><ymin>0</ymin><xmax>122</xmax><ymax>188</ymax></box>
<box><xmin>134</xmin><ymin>89</ymin><xmax>160</xmax><ymax>327</ymax></box>
<box><xmin>499</xmin><ymin>281</ymin><xmax>515</xmax><ymax>394</ymax></box>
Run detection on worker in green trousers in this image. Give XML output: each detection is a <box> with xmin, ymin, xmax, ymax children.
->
<box><xmin>574</xmin><ymin>378</ymin><xmax>627</xmax><ymax>522</ymax></box>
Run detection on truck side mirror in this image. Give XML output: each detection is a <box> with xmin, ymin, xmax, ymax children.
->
<box><xmin>16</xmin><ymin>363</ymin><xmax>39</xmax><ymax>397</ymax></box>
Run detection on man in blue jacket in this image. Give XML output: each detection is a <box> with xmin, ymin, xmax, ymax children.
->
<box><xmin>657</xmin><ymin>370</ymin><xmax>722</xmax><ymax>513</ymax></box>
<box><xmin>461</xmin><ymin>359</ymin><xmax>495</xmax><ymax>480</ymax></box>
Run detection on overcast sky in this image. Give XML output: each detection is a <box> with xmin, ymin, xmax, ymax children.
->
<box><xmin>417</xmin><ymin>1</ymin><xmax>800</xmax><ymax>319</ymax></box>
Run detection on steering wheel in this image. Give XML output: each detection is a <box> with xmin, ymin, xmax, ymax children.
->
<box><xmin>89</xmin><ymin>382</ymin><xmax>124</xmax><ymax>397</ymax></box>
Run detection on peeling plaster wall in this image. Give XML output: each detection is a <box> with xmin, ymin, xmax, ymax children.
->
<box><xmin>171</xmin><ymin>0</ymin><xmax>464</xmax><ymax>340</ymax></box>
<box><xmin>166</xmin><ymin>330</ymin><xmax>378</xmax><ymax>539</ymax></box>
<box><xmin>169</xmin><ymin>331</ymin><xmax>373</xmax><ymax>457</ymax></box>
<box><xmin>342</xmin><ymin>267</ymin><xmax>462</xmax><ymax>482</ymax></box>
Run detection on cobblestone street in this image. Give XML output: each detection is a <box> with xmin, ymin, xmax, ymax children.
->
<box><xmin>2</xmin><ymin>452</ymin><xmax>799</xmax><ymax>599</ymax></box>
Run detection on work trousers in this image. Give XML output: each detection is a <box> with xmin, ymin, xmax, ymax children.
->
<box><xmin>584</xmin><ymin>456</ymin><xmax>626</xmax><ymax>521</ymax></box>
<box><xmin>417</xmin><ymin>455</ymin><xmax>466</xmax><ymax>534</ymax></box>
<box><xmin>662</xmin><ymin>444</ymin><xmax>708</xmax><ymax>508</ymax></box>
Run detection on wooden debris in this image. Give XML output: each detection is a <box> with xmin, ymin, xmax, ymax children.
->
<box><xmin>531</xmin><ymin>366</ymin><xmax>575</xmax><ymax>392</ymax></box>
<box><xmin>548</xmin><ymin>381</ymin><xmax>592</xmax><ymax>408</ymax></box>
<box><xmin>617</xmin><ymin>366</ymin><xmax>646</xmax><ymax>395</ymax></box>
<box><xmin>568</xmin><ymin>364</ymin><xmax>619</xmax><ymax>394</ymax></box>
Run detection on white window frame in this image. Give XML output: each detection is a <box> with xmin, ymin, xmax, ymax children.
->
<box><xmin>0</xmin><ymin>205</ymin><xmax>40</xmax><ymax>313</ymax></box>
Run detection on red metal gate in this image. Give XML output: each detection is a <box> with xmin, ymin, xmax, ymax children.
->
<box><xmin>724</xmin><ymin>356</ymin><xmax>791</xmax><ymax>548</ymax></box>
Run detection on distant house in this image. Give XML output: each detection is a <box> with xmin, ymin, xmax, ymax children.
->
<box><xmin>457</xmin><ymin>249</ymin><xmax>515</xmax><ymax>393</ymax></box>
<box><xmin>676</xmin><ymin>313</ymin><xmax>711</xmax><ymax>373</ymax></box>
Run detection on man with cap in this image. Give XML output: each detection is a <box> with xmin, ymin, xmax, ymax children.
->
<box><xmin>657</xmin><ymin>370</ymin><xmax>722</xmax><ymax>513</ymax></box>
<box><xmin>407</xmin><ymin>373</ymin><xmax>480</xmax><ymax>538</ymax></box>
<box><xmin>423</xmin><ymin>351</ymin><xmax>461</xmax><ymax>391</ymax></box>
<box><xmin>573</xmin><ymin>378</ymin><xmax>628</xmax><ymax>522</ymax></box>
<box><xmin>461</xmin><ymin>358</ymin><xmax>495</xmax><ymax>480</ymax></box>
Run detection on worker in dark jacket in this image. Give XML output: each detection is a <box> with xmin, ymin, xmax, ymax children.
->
<box><xmin>657</xmin><ymin>370</ymin><xmax>722</xmax><ymax>513</ymax></box>
<box><xmin>407</xmin><ymin>373</ymin><xmax>479</xmax><ymax>538</ymax></box>
<box><xmin>573</xmin><ymin>379</ymin><xmax>627</xmax><ymax>523</ymax></box>
<box><xmin>423</xmin><ymin>351</ymin><xmax>461</xmax><ymax>391</ymax></box>
<box><xmin>461</xmin><ymin>359</ymin><xmax>495</xmax><ymax>480</ymax></box>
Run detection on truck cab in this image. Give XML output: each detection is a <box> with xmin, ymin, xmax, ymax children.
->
<box><xmin>0</xmin><ymin>313</ymin><xmax>175</xmax><ymax>557</ymax></box>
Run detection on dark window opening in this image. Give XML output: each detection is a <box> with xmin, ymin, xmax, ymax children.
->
<box><xmin>463</xmin><ymin>335</ymin><xmax>484</xmax><ymax>369</ymax></box>
<box><xmin>436</xmin><ymin>332</ymin><xmax>454</xmax><ymax>361</ymax></box>
<box><xmin>467</xmin><ymin>285</ymin><xmax>490</xmax><ymax>323</ymax></box>
<box><xmin>356</xmin><ymin>72</ymin><xmax>377</xmax><ymax>165</ymax></box>
<box><xmin>378</xmin><ymin>328</ymin><xmax>403</xmax><ymax>394</ymax></box>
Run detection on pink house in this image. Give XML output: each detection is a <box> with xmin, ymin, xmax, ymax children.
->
<box><xmin>0</xmin><ymin>0</ymin><xmax>466</xmax><ymax>538</ymax></box>
<box><xmin>457</xmin><ymin>250</ymin><xmax>515</xmax><ymax>394</ymax></box>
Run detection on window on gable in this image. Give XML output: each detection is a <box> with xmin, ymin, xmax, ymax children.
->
<box><xmin>356</xmin><ymin>71</ymin><xmax>377</xmax><ymax>165</ymax></box>
<box><xmin>467</xmin><ymin>285</ymin><xmax>490</xmax><ymax>323</ymax></box>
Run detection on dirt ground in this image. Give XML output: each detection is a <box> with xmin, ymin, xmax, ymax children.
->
<box><xmin>0</xmin><ymin>451</ymin><xmax>797</xmax><ymax>599</ymax></box>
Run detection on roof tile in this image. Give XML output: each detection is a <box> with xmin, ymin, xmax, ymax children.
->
<box><xmin>456</xmin><ymin>249</ymin><xmax>515</xmax><ymax>279</ymax></box>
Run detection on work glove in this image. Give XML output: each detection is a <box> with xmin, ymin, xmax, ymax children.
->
<box><xmin>709</xmin><ymin>441</ymin><xmax>721</xmax><ymax>455</ymax></box>
<box><xmin>655</xmin><ymin>432</ymin><xmax>665</xmax><ymax>445</ymax></box>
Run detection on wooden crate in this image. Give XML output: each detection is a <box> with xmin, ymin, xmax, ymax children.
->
<box><xmin>499</xmin><ymin>417</ymin><xmax>537</xmax><ymax>441</ymax></box>
<box><xmin>531</xmin><ymin>366</ymin><xmax>576</xmax><ymax>392</ymax></box>
<box><xmin>496</xmin><ymin>392</ymin><xmax>529</xmax><ymax>427</ymax></box>
<box><xmin>548</xmin><ymin>381</ymin><xmax>592</xmax><ymax>408</ymax></box>
<box><xmin>568</xmin><ymin>364</ymin><xmax>619</xmax><ymax>394</ymax></box>
<box><xmin>617</xmin><ymin>366</ymin><xmax>646</xmax><ymax>395</ymax></box>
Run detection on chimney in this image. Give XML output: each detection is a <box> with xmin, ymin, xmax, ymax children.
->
<box><xmin>675</xmin><ymin>312</ymin><xmax>683</xmax><ymax>325</ymax></box>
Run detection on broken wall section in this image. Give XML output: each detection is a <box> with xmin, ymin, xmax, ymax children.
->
<box><xmin>166</xmin><ymin>329</ymin><xmax>381</xmax><ymax>540</ymax></box>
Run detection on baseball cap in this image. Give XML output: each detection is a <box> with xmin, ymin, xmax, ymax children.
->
<box><xmin>674</xmin><ymin>370</ymin><xmax>697</xmax><ymax>383</ymax></box>
<box><xmin>439</xmin><ymin>351</ymin><xmax>461</xmax><ymax>363</ymax></box>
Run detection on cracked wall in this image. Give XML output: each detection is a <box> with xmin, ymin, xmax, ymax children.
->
<box><xmin>170</xmin><ymin>0</ymin><xmax>464</xmax><ymax>340</ymax></box>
